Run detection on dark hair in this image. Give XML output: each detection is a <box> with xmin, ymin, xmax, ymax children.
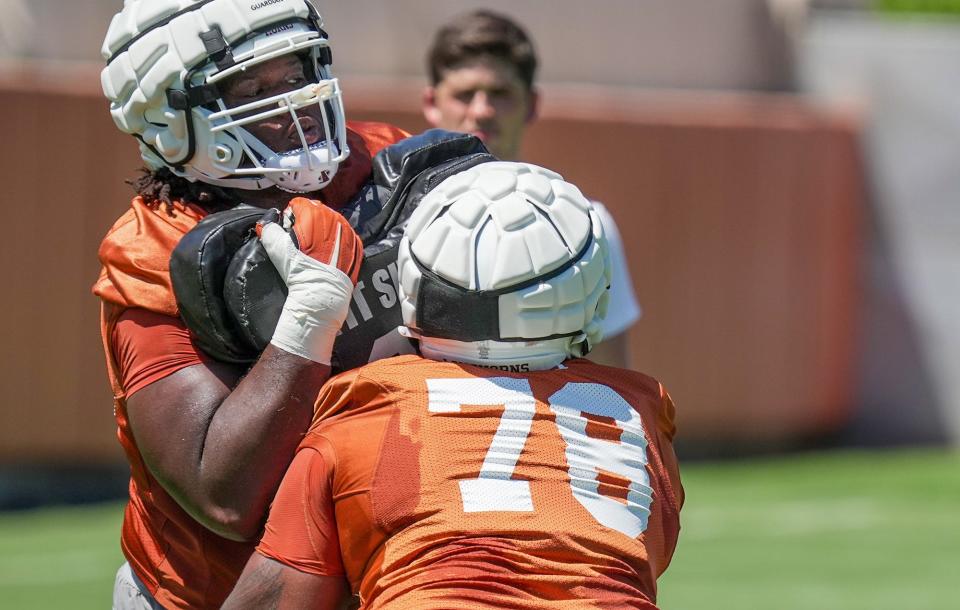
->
<box><xmin>427</xmin><ymin>10</ymin><xmax>538</xmax><ymax>90</ymax></box>
<box><xmin>128</xmin><ymin>167</ymin><xmax>240</xmax><ymax>214</ymax></box>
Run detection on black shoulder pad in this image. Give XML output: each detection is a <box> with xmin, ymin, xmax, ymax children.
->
<box><xmin>338</xmin><ymin>129</ymin><xmax>490</xmax><ymax>247</ymax></box>
<box><xmin>169</xmin><ymin>206</ymin><xmax>264</xmax><ymax>363</ymax></box>
<box><xmin>329</xmin><ymin>137</ymin><xmax>495</xmax><ymax>371</ymax></box>
<box><xmin>372</xmin><ymin>128</ymin><xmax>490</xmax><ymax>190</ymax></box>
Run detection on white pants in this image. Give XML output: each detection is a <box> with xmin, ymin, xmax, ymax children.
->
<box><xmin>113</xmin><ymin>562</ymin><xmax>164</xmax><ymax>610</ymax></box>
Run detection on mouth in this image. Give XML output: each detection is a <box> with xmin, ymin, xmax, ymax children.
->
<box><xmin>286</xmin><ymin>116</ymin><xmax>323</xmax><ymax>147</ymax></box>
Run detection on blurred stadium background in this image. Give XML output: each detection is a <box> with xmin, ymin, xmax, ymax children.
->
<box><xmin>1</xmin><ymin>0</ymin><xmax>958</xmax><ymax>608</ymax></box>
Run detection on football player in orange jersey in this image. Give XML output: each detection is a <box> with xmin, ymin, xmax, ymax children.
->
<box><xmin>223</xmin><ymin>161</ymin><xmax>684</xmax><ymax>610</ymax></box>
<box><xmin>95</xmin><ymin>1</ymin><xmax>408</xmax><ymax>608</ymax></box>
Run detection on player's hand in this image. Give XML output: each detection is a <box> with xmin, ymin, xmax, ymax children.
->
<box><xmin>257</xmin><ymin>198</ymin><xmax>363</xmax><ymax>364</ymax></box>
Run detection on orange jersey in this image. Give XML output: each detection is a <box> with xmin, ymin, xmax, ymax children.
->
<box><xmin>93</xmin><ymin>121</ymin><xmax>409</xmax><ymax>610</ymax></box>
<box><xmin>258</xmin><ymin>355</ymin><xmax>683</xmax><ymax>609</ymax></box>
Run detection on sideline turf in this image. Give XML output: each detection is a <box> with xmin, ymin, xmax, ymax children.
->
<box><xmin>0</xmin><ymin>501</ymin><xmax>124</xmax><ymax>610</ymax></box>
<box><xmin>0</xmin><ymin>449</ymin><xmax>956</xmax><ymax>609</ymax></box>
<box><xmin>658</xmin><ymin>448</ymin><xmax>960</xmax><ymax>610</ymax></box>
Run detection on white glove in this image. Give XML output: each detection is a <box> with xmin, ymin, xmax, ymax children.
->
<box><xmin>257</xmin><ymin>203</ymin><xmax>360</xmax><ymax>364</ymax></box>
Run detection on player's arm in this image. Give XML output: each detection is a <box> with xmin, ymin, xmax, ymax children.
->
<box><xmin>124</xmin><ymin>204</ymin><xmax>361</xmax><ymax>541</ymax></box>
<box><xmin>224</xmin><ymin>438</ymin><xmax>349</xmax><ymax>608</ymax></box>
<box><xmin>125</xmin><ymin>346</ymin><xmax>327</xmax><ymax>541</ymax></box>
<box><xmin>222</xmin><ymin>553</ymin><xmax>350</xmax><ymax>610</ymax></box>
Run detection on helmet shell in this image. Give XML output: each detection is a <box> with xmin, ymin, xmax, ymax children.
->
<box><xmin>398</xmin><ymin>161</ymin><xmax>610</xmax><ymax>364</ymax></box>
<box><xmin>101</xmin><ymin>0</ymin><xmax>346</xmax><ymax>192</ymax></box>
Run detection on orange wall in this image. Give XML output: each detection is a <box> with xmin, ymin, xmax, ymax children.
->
<box><xmin>352</xmin><ymin>94</ymin><xmax>865</xmax><ymax>448</ymax></box>
<box><xmin>0</xmin><ymin>88</ymin><xmax>142</xmax><ymax>463</ymax></box>
<box><xmin>529</xmin><ymin>113</ymin><xmax>864</xmax><ymax>447</ymax></box>
<box><xmin>0</xmin><ymin>69</ymin><xmax>863</xmax><ymax>463</ymax></box>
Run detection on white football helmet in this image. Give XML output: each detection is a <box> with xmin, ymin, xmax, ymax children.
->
<box><xmin>397</xmin><ymin>162</ymin><xmax>611</xmax><ymax>371</ymax></box>
<box><xmin>101</xmin><ymin>0</ymin><xmax>348</xmax><ymax>193</ymax></box>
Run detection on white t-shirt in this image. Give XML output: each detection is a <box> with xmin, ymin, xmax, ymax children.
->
<box><xmin>592</xmin><ymin>201</ymin><xmax>641</xmax><ymax>339</ymax></box>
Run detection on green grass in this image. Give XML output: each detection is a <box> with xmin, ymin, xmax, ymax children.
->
<box><xmin>0</xmin><ymin>501</ymin><xmax>124</xmax><ymax>610</ymax></box>
<box><xmin>875</xmin><ymin>0</ymin><xmax>960</xmax><ymax>16</ymax></box>
<box><xmin>658</xmin><ymin>448</ymin><xmax>960</xmax><ymax>610</ymax></box>
<box><xmin>0</xmin><ymin>449</ymin><xmax>956</xmax><ymax>609</ymax></box>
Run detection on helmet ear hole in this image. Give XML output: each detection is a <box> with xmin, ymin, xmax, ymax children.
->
<box><xmin>214</xmin><ymin>145</ymin><xmax>233</xmax><ymax>163</ymax></box>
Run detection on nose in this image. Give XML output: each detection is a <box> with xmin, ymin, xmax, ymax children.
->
<box><xmin>467</xmin><ymin>91</ymin><xmax>496</xmax><ymax>120</ymax></box>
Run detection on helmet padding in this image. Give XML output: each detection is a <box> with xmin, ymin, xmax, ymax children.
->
<box><xmin>397</xmin><ymin>162</ymin><xmax>611</xmax><ymax>369</ymax></box>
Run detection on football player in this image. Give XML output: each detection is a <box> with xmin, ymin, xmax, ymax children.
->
<box><xmin>223</xmin><ymin>162</ymin><xmax>684</xmax><ymax>610</ymax></box>
<box><xmin>421</xmin><ymin>10</ymin><xmax>642</xmax><ymax>369</ymax></box>
<box><xmin>93</xmin><ymin>1</ymin><xmax>408</xmax><ymax>608</ymax></box>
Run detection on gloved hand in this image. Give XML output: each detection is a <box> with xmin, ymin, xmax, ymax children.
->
<box><xmin>256</xmin><ymin>198</ymin><xmax>363</xmax><ymax>364</ymax></box>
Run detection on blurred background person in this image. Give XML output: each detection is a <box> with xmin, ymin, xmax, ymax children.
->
<box><xmin>420</xmin><ymin>10</ymin><xmax>641</xmax><ymax>369</ymax></box>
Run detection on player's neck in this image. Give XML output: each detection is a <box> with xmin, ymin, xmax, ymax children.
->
<box><xmin>228</xmin><ymin>186</ymin><xmax>321</xmax><ymax>210</ymax></box>
<box><xmin>418</xmin><ymin>337</ymin><xmax>570</xmax><ymax>372</ymax></box>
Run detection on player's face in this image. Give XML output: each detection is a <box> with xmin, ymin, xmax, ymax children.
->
<box><xmin>219</xmin><ymin>54</ymin><xmax>328</xmax><ymax>155</ymax></box>
<box><xmin>423</xmin><ymin>57</ymin><xmax>538</xmax><ymax>160</ymax></box>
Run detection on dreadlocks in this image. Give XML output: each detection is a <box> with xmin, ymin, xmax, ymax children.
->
<box><xmin>128</xmin><ymin>167</ymin><xmax>242</xmax><ymax>214</ymax></box>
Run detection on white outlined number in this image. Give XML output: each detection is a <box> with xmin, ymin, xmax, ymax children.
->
<box><xmin>427</xmin><ymin>378</ymin><xmax>536</xmax><ymax>512</ymax></box>
<box><xmin>426</xmin><ymin>377</ymin><xmax>653</xmax><ymax>537</ymax></box>
<box><xmin>549</xmin><ymin>383</ymin><xmax>652</xmax><ymax>537</ymax></box>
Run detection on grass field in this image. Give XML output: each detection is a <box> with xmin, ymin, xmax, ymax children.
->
<box><xmin>658</xmin><ymin>448</ymin><xmax>960</xmax><ymax>610</ymax></box>
<box><xmin>0</xmin><ymin>448</ymin><xmax>956</xmax><ymax>610</ymax></box>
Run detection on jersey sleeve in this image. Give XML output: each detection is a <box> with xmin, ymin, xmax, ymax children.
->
<box><xmin>310</xmin><ymin>368</ymin><xmax>363</xmax><ymax>425</ymax></box>
<box><xmin>592</xmin><ymin>201</ymin><xmax>642</xmax><ymax>338</ymax></box>
<box><xmin>655</xmin><ymin>384</ymin><xmax>684</xmax><ymax>514</ymax></box>
<box><xmin>111</xmin><ymin>308</ymin><xmax>206</xmax><ymax>397</ymax></box>
<box><xmin>257</xmin><ymin>443</ymin><xmax>345</xmax><ymax>577</ymax></box>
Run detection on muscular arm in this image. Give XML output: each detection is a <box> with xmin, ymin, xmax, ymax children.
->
<box><xmin>122</xmin><ymin>199</ymin><xmax>361</xmax><ymax>541</ymax></box>
<box><xmin>222</xmin><ymin>553</ymin><xmax>349</xmax><ymax>610</ymax></box>
<box><xmin>125</xmin><ymin>346</ymin><xmax>329</xmax><ymax>541</ymax></box>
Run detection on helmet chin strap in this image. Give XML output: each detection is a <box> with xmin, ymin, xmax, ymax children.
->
<box><xmin>268</xmin><ymin>147</ymin><xmax>342</xmax><ymax>193</ymax></box>
<box><xmin>275</xmin><ymin>183</ymin><xmax>317</xmax><ymax>195</ymax></box>
<box><xmin>187</xmin><ymin>136</ymin><xmax>345</xmax><ymax>193</ymax></box>
<box><xmin>411</xmin><ymin>334</ymin><xmax>577</xmax><ymax>371</ymax></box>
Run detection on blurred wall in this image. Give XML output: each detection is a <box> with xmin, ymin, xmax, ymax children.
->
<box><xmin>0</xmin><ymin>60</ymin><xmax>863</xmax><ymax>462</ymax></box>
<box><xmin>520</xmin><ymin>98</ymin><xmax>864</xmax><ymax>450</ymax></box>
<box><xmin>797</xmin><ymin>11</ymin><xmax>960</xmax><ymax>444</ymax></box>
<box><xmin>0</xmin><ymin>69</ymin><xmax>141</xmax><ymax>464</ymax></box>
<box><xmin>2</xmin><ymin>0</ymin><xmax>792</xmax><ymax>90</ymax></box>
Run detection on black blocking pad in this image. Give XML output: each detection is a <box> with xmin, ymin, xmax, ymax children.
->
<box><xmin>170</xmin><ymin>205</ymin><xmax>266</xmax><ymax>363</ymax></box>
<box><xmin>170</xmin><ymin>129</ymin><xmax>494</xmax><ymax>368</ymax></box>
<box><xmin>223</xmin><ymin>232</ymin><xmax>286</xmax><ymax>357</ymax></box>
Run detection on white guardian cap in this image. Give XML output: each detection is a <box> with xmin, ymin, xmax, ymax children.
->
<box><xmin>101</xmin><ymin>0</ymin><xmax>348</xmax><ymax>193</ymax></box>
<box><xmin>397</xmin><ymin>162</ymin><xmax>611</xmax><ymax>371</ymax></box>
